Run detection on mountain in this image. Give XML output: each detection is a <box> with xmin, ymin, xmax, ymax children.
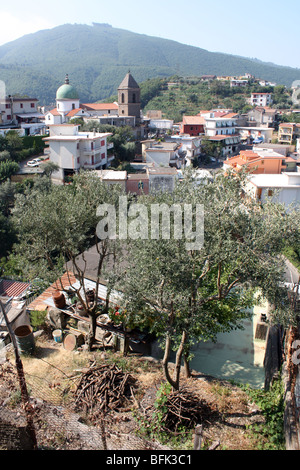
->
<box><xmin>0</xmin><ymin>23</ymin><xmax>299</xmax><ymax>106</ymax></box>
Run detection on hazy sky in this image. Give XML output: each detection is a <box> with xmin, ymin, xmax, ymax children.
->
<box><xmin>0</xmin><ymin>0</ymin><xmax>299</xmax><ymax>69</ymax></box>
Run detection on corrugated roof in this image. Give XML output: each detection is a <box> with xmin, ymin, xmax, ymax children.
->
<box><xmin>27</xmin><ymin>272</ymin><xmax>77</xmax><ymax>311</ymax></box>
<box><xmin>0</xmin><ymin>279</ymin><xmax>30</xmax><ymax>299</ymax></box>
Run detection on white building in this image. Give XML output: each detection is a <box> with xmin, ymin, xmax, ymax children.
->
<box><xmin>44</xmin><ymin>124</ymin><xmax>113</xmax><ymax>183</ymax></box>
<box><xmin>0</xmin><ymin>96</ymin><xmax>45</xmax><ymax>135</ymax></box>
<box><xmin>250</xmin><ymin>93</ymin><xmax>273</xmax><ymax>107</ymax></box>
<box><xmin>236</xmin><ymin>126</ymin><xmax>274</xmax><ymax>144</ymax></box>
<box><xmin>171</xmin><ymin>135</ymin><xmax>202</xmax><ymax>166</ymax></box>
<box><xmin>205</xmin><ymin>113</ymin><xmax>238</xmax><ymax>137</ymax></box>
<box><xmin>246</xmin><ymin>172</ymin><xmax>300</xmax><ymax>210</ymax></box>
<box><xmin>81</xmin><ymin>103</ymin><xmax>119</xmax><ymax>117</ymax></box>
<box><xmin>45</xmin><ymin>75</ymin><xmax>88</xmax><ymax>125</ymax></box>
<box><xmin>141</xmin><ymin>140</ymin><xmax>183</xmax><ymax>168</ymax></box>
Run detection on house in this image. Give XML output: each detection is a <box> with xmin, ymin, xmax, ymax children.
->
<box><xmin>126</xmin><ymin>173</ymin><xmax>149</xmax><ymax>195</ymax></box>
<box><xmin>236</xmin><ymin>126</ymin><xmax>274</xmax><ymax>144</ymax></box>
<box><xmin>254</xmin><ymin>143</ymin><xmax>295</xmax><ymax>157</ymax></box>
<box><xmin>206</xmin><ymin>135</ymin><xmax>241</xmax><ymax>158</ymax></box>
<box><xmin>202</xmin><ymin>111</ymin><xmax>241</xmax><ymax>157</ymax></box>
<box><xmin>224</xmin><ymin>149</ymin><xmax>297</xmax><ymax>174</ymax></box>
<box><xmin>250</xmin><ymin>93</ymin><xmax>273</xmax><ymax>107</ymax></box>
<box><xmin>44</xmin><ymin>124</ymin><xmax>113</xmax><ymax>183</ymax></box>
<box><xmin>0</xmin><ymin>96</ymin><xmax>45</xmax><ymax>135</ymax></box>
<box><xmin>95</xmin><ymin>170</ymin><xmax>127</xmax><ymax>190</ymax></box>
<box><xmin>230</xmin><ymin>79</ymin><xmax>248</xmax><ymax>88</ymax></box>
<box><xmin>0</xmin><ymin>279</ymin><xmax>31</xmax><ymax>341</ymax></box>
<box><xmin>205</xmin><ymin>113</ymin><xmax>239</xmax><ymax>138</ymax></box>
<box><xmin>201</xmin><ymin>75</ymin><xmax>217</xmax><ymax>81</ymax></box>
<box><xmin>278</xmin><ymin>123</ymin><xmax>300</xmax><ymax>145</ymax></box>
<box><xmin>141</xmin><ymin>140</ymin><xmax>184</xmax><ymax>168</ymax></box>
<box><xmin>246</xmin><ymin>172</ymin><xmax>300</xmax><ymax>209</ymax></box>
<box><xmin>149</xmin><ymin>119</ymin><xmax>174</xmax><ymax>133</ymax></box>
<box><xmin>247</xmin><ymin>107</ymin><xmax>278</xmax><ymax>128</ymax></box>
<box><xmin>147</xmin><ymin>167</ymin><xmax>178</xmax><ymax>193</ymax></box>
<box><xmin>180</xmin><ymin>116</ymin><xmax>205</xmax><ymax>136</ymax></box>
<box><xmin>170</xmin><ymin>135</ymin><xmax>202</xmax><ymax>166</ymax></box>
<box><xmin>80</xmin><ymin>102</ymin><xmax>119</xmax><ymax>117</ymax></box>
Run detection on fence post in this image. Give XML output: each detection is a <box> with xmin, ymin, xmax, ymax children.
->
<box><xmin>193</xmin><ymin>424</ymin><xmax>202</xmax><ymax>450</ymax></box>
<box><xmin>0</xmin><ymin>300</ymin><xmax>38</xmax><ymax>450</ymax></box>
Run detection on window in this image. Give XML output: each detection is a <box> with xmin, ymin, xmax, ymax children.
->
<box><xmin>72</xmin><ymin>103</ymin><xmax>75</xmax><ymax>110</ymax></box>
<box><xmin>20</xmin><ymin>103</ymin><xmax>23</xmax><ymax>109</ymax></box>
<box><xmin>132</xmin><ymin>93</ymin><xmax>136</xmax><ymax>103</ymax></box>
<box><xmin>138</xmin><ymin>181</ymin><xmax>144</xmax><ymax>190</ymax></box>
<box><xmin>101</xmin><ymin>140</ymin><xmax>105</xmax><ymax>147</ymax></box>
<box><xmin>268</xmin><ymin>189</ymin><xmax>273</xmax><ymax>197</ymax></box>
<box><xmin>7</xmin><ymin>115</ymin><xmax>11</xmax><ymax>120</ymax></box>
<box><xmin>122</xmin><ymin>93</ymin><xmax>125</xmax><ymax>104</ymax></box>
<box><xmin>31</xmin><ymin>103</ymin><xmax>35</xmax><ymax>108</ymax></box>
<box><xmin>101</xmin><ymin>153</ymin><xmax>105</xmax><ymax>160</ymax></box>
<box><xmin>5</xmin><ymin>104</ymin><xmax>11</xmax><ymax>109</ymax></box>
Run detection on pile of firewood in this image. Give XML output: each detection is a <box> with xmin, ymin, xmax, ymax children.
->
<box><xmin>159</xmin><ymin>388</ymin><xmax>218</xmax><ymax>433</ymax></box>
<box><xmin>74</xmin><ymin>363</ymin><xmax>137</xmax><ymax>420</ymax></box>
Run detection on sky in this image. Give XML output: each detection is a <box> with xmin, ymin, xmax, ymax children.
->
<box><xmin>0</xmin><ymin>0</ymin><xmax>300</xmax><ymax>69</ymax></box>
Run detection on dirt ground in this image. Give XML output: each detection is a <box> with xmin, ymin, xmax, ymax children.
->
<box><xmin>0</xmin><ymin>333</ymin><xmax>266</xmax><ymax>451</ymax></box>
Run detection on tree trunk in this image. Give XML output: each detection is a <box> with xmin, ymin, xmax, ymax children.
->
<box><xmin>162</xmin><ymin>332</ymin><xmax>178</xmax><ymax>390</ymax></box>
<box><xmin>87</xmin><ymin>311</ymin><xmax>97</xmax><ymax>351</ymax></box>
<box><xmin>184</xmin><ymin>354</ymin><xmax>191</xmax><ymax>378</ymax></box>
<box><xmin>173</xmin><ymin>330</ymin><xmax>187</xmax><ymax>390</ymax></box>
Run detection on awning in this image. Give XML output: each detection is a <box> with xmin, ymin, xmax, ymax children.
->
<box><xmin>17</xmin><ymin>113</ymin><xmax>44</xmax><ymax>119</ymax></box>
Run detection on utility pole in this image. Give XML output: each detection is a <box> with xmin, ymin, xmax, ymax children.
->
<box><xmin>0</xmin><ymin>300</ymin><xmax>38</xmax><ymax>450</ymax></box>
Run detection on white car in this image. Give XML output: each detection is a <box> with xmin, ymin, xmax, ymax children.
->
<box><xmin>27</xmin><ymin>160</ymin><xmax>40</xmax><ymax>167</ymax></box>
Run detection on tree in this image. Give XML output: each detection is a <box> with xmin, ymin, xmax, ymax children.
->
<box><xmin>11</xmin><ymin>171</ymin><xmax>125</xmax><ymax>348</ymax></box>
<box><xmin>0</xmin><ymin>160</ymin><xmax>19</xmax><ymax>182</ymax></box>
<box><xmin>40</xmin><ymin>161</ymin><xmax>59</xmax><ymax>177</ymax></box>
<box><xmin>116</xmin><ymin>169</ymin><xmax>299</xmax><ymax>390</ymax></box>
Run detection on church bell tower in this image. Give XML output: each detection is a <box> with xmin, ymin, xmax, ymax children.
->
<box><xmin>118</xmin><ymin>71</ymin><xmax>141</xmax><ymax>125</ymax></box>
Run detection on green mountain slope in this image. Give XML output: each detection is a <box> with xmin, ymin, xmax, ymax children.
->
<box><xmin>0</xmin><ymin>23</ymin><xmax>299</xmax><ymax>105</ymax></box>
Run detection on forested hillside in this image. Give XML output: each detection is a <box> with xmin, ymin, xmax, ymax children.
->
<box><xmin>0</xmin><ymin>23</ymin><xmax>299</xmax><ymax>105</ymax></box>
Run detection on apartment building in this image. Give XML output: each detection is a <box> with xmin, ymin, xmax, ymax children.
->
<box><xmin>44</xmin><ymin>124</ymin><xmax>113</xmax><ymax>182</ymax></box>
<box><xmin>250</xmin><ymin>93</ymin><xmax>273</xmax><ymax>107</ymax></box>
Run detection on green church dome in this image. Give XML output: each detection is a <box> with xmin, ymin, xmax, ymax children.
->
<box><xmin>56</xmin><ymin>75</ymin><xmax>79</xmax><ymax>100</ymax></box>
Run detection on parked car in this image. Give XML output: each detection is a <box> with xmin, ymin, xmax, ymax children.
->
<box><xmin>27</xmin><ymin>160</ymin><xmax>40</xmax><ymax>167</ymax></box>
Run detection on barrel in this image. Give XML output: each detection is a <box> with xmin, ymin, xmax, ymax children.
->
<box><xmin>14</xmin><ymin>325</ymin><xmax>35</xmax><ymax>355</ymax></box>
<box><xmin>52</xmin><ymin>290</ymin><xmax>66</xmax><ymax>309</ymax></box>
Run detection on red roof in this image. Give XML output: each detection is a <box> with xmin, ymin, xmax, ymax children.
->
<box><xmin>48</xmin><ymin>108</ymin><xmax>60</xmax><ymax>116</ymax></box>
<box><xmin>182</xmin><ymin>115</ymin><xmax>205</xmax><ymax>125</ymax></box>
<box><xmin>81</xmin><ymin>103</ymin><xmax>118</xmax><ymax>111</ymax></box>
<box><xmin>66</xmin><ymin>108</ymin><xmax>83</xmax><ymax>117</ymax></box>
<box><xmin>0</xmin><ymin>280</ymin><xmax>30</xmax><ymax>299</ymax></box>
<box><xmin>27</xmin><ymin>272</ymin><xmax>77</xmax><ymax>311</ymax></box>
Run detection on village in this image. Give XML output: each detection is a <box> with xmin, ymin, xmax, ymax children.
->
<box><xmin>0</xmin><ymin>69</ymin><xmax>300</xmax><ymax>452</ymax></box>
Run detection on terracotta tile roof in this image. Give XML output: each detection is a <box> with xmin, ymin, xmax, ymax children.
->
<box><xmin>183</xmin><ymin>116</ymin><xmax>205</xmax><ymax>125</ymax></box>
<box><xmin>27</xmin><ymin>272</ymin><xmax>77</xmax><ymax>311</ymax></box>
<box><xmin>81</xmin><ymin>103</ymin><xmax>118</xmax><ymax>111</ymax></box>
<box><xmin>48</xmin><ymin>108</ymin><xmax>60</xmax><ymax>116</ymax></box>
<box><xmin>221</xmin><ymin>112</ymin><xmax>238</xmax><ymax>119</ymax></box>
<box><xmin>0</xmin><ymin>279</ymin><xmax>30</xmax><ymax>299</ymax></box>
<box><xmin>66</xmin><ymin>108</ymin><xmax>83</xmax><ymax>117</ymax></box>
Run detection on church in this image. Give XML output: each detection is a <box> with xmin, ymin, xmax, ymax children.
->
<box><xmin>43</xmin><ymin>72</ymin><xmax>146</xmax><ymax>183</ymax></box>
<box><xmin>45</xmin><ymin>72</ymin><xmax>142</xmax><ymax>129</ymax></box>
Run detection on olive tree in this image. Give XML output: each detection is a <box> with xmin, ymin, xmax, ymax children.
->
<box><xmin>117</xmin><ymin>169</ymin><xmax>299</xmax><ymax>390</ymax></box>
<box><xmin>11</xmin><ymin>171</ymin><xmax>125</xmax><ymax>348</ymax></box>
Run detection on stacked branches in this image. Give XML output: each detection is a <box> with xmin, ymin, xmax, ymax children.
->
<box><xmin>74</xmin><ymin>363</ymin><xmax>137</xmax><ymax>421</ymax></box>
